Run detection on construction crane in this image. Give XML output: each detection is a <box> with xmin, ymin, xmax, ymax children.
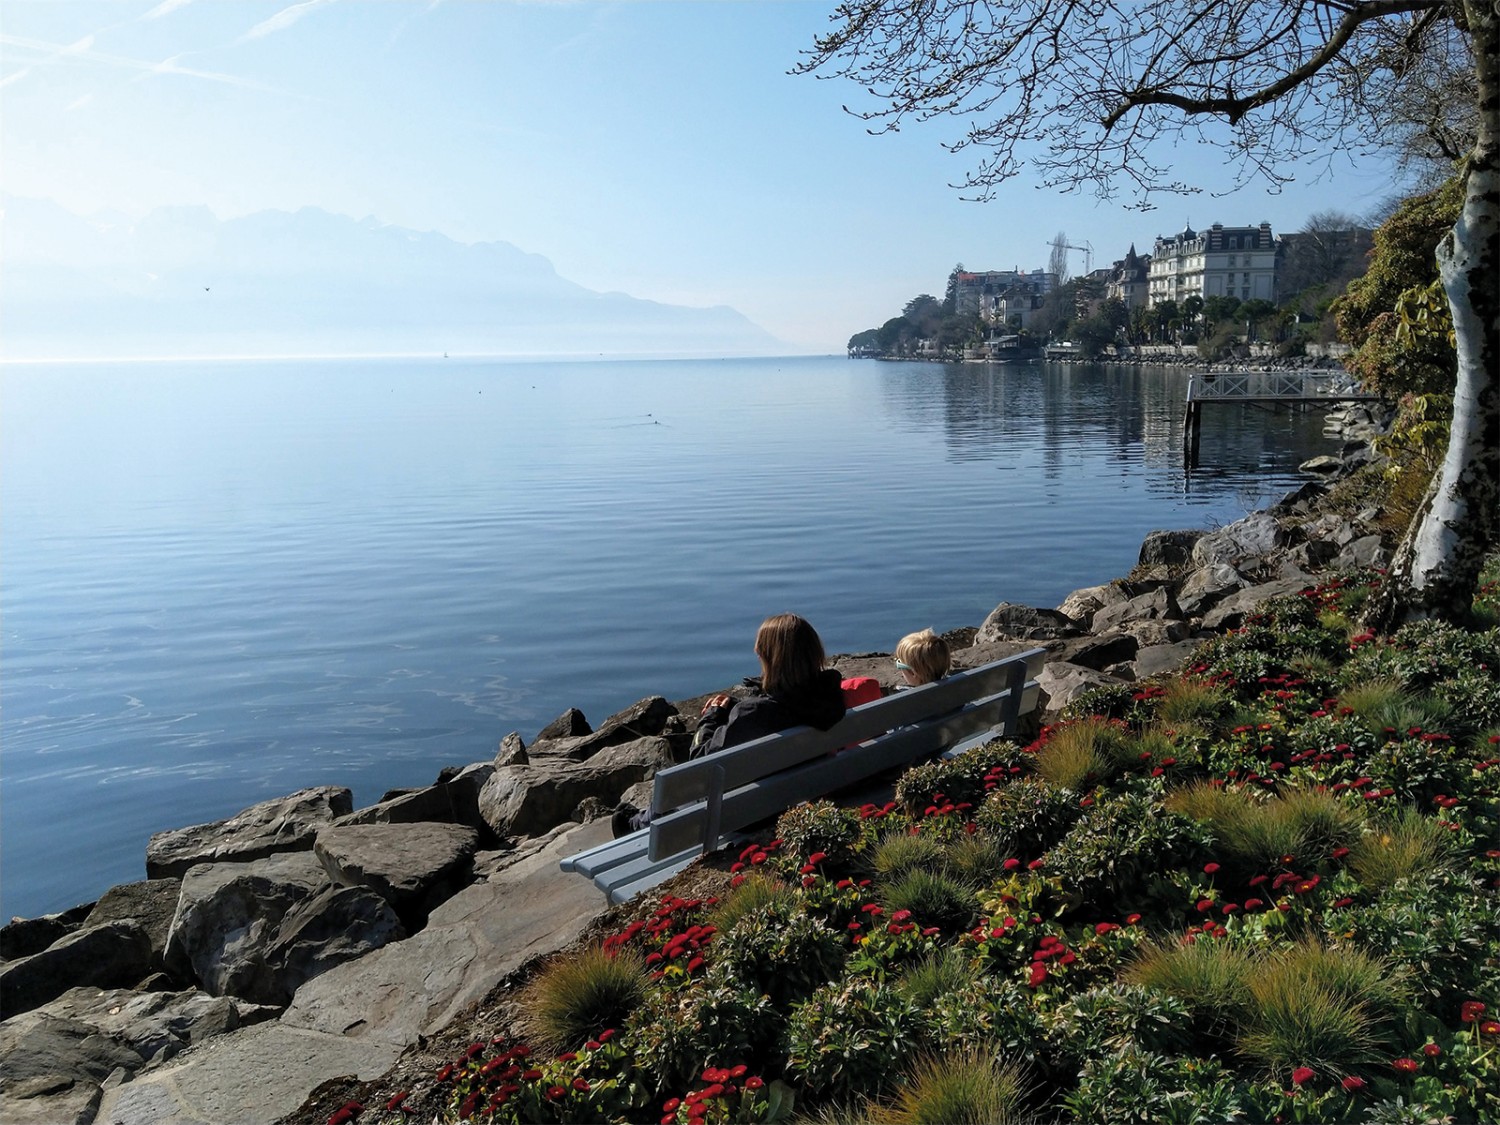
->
<box><xmin>1046</xmin><ymin>238</ymin><xmax>1094</xmax><ymax>277</ymax></box>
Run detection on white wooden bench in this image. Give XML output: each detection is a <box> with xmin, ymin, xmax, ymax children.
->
<box><xmin>559</xmin><ymin>648</ymin><xmax>1046</xmax><ymax>904</ymax></box>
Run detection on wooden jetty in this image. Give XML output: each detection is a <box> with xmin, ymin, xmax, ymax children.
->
<box><xmin>1183</xmin><ymin>369</ymin><xmax>1384</xmax><ymax>467</ymax></box>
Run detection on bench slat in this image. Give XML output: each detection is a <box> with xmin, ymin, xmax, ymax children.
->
<box><xmin>602</xmin><ymin>855</ymin><xmax>699</xmax><ymax>905</ymax></box>
<box><xmin>591</xmin><ymin>846</ymin><xmax>700</xmax><ymax>904</ymax></box>
<box><xmin>563</xmin><ymin>829</ymin><xmax>651</xmax><ymax>878</ymax></box>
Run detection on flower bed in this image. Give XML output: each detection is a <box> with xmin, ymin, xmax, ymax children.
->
<box><xmin>339</xmin><ymin>569</ymin><xmax>1500</xmax><ymax>1124</ymax></box>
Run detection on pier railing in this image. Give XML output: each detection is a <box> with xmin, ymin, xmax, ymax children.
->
<box><xmin>1187</xmin><ymin>370</ymin><xmax>1374</xmax><ymax>402</ymax></box>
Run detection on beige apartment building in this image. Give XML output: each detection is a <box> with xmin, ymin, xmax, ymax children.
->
<box><xmin>1147</xmin><ymin>222</ymin><xmax>1278</xmax><ymax>306</ymax></box>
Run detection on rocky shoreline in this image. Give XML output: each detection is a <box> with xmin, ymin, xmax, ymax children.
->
<box><xmin>0</xmin><ymin>398</ymin><xmax>1394</xmax><ymax>1125</ymax></box>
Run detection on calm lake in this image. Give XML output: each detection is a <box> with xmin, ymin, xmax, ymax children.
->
<box><xmin>0</xmin><ymin>354</ymin><xmax>1335</xmax><ymax>919</ymax></box>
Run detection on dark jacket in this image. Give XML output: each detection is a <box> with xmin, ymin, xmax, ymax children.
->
<box><xmin>690</xmin><ymin>668</ymin><xmax>848</xmax><ymax>759</ymax></box>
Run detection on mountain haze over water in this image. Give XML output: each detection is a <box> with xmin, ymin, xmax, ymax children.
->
<box><xmin>1</xmin><ymin>197</ymin><xmax>787</xmax><ymax>359</ymax></box>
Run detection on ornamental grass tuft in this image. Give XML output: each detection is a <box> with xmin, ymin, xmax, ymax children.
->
<box><xmin>1347</xmin><ymin>806</ymin><xmax>1458</xmax><ymax>891</ymax></box>
<box><xmin>1123</xmin><ymin>938</ymin><xmax>1254</xmax><ymax>1041</ymax></box>
<box><xmin>865</xmin><ymin>1050</ymin><xmax>1031</xmax><ymax>1125</ymax></box>
<box><xmin>529</xmin><ymin>944</ymin><xmax>646</xmax><ymax>1053</ymax></box>
<box><xmin>868</xmin><ymin>831</ymin><xmax>947</xmax><ymax>881</ymax></box>
<box><xmin>1236</xmin><ymin>940</ymin><xmax>1405</xmax><ymax>1076</ymax></box>
<box><xmin>941</xmin><ymin>833</ymin><xmax>1009</xmax><ymax>885</ymax></box>
<box><xmin>1154</xmin><ymin>677</ymin><xmax>1234</xmax><ymax>727</ymax></box>
<box><xmin>1338</xmin><ymin>678</ymin><xmax>1456</xmax><ymax>738</ymax></box>
<box><xmin>880</xmin><ymin>868</ymin><xmax>980</xmax><ymax>935</ymax></box>
<box><xmin>707</xmin><ymin>872</ymin><xmax>794</xmax><ymax>934</ymax></box>
<box><xmin>1033</xmin><ymin>718</ymin><xmax>1136</xmax><ymax>790</ymax></box>
<box><xmin>897</xmin><ymin>947</ymin><xmax>978</xmax><ymax>1009</ymax></box>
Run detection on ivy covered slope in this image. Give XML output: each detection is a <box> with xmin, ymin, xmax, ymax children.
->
<box><xmin>339</xmin><ymin>567</ymin><xmax>1500</xmax><ymax>1125</ymax></box>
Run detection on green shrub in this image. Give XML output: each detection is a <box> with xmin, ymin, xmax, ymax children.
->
<box><xmin>712</xmin><ymin>901</ymin><xmax>848</xmax><ymax>1009</ymax></box>
<box><xmin>785</xmin><ymin>977</ymin><xmax>925</xmax><ymax>1105</ymax></box>
<box><xmin>1046</xmin><ymin>793</ymin><xmax>1210</xmax><ymax>906</ymax></box>
<box><xmin>1063</xmin><ymin>1047</ymin><xmax>1246</xmax><ymax>1124</ymax></box>
<box><xmin>775</xmin><ymin>800</ymin><xmax>868</xmax><ymax>867</ymax></box>
<box><xmin>529</xmin><ymin>945</ymin><xmax>647</xmax><ymax>1052</ymax></box>
<box><xmin>974</xmin><ymin>778</ymin><xmax>1085</xmax><ymax>857</ymax></box>
<box><xmin>1338</xmin><ymin>869</ymin><xmax>1500</xmax><ymax>1011</ymax></box>
<box><xmin>1341</xmin><ymin>621</ymin><xmax>1500</xmax><ymax>734</ymax></box>
<box><xmin>865</xmin><ymin>1050</ymin><xmax>1030</xmax><ymax>1125</ymax></box>
<box><xmin>1167</xmin><ymin>784</ymin><xmax>1363</xmax><ymax>874</ymax></box>
<box><xmin>894</xmin><ymin>740</ymin><xmax>1030</xmax><ymax>812</ymax></box>
<box><xmin>1046</xmin><ymin>983</ymin><xmax>1197</xmax><ymax>1072</ymax></box>
<box><xmin>627</xmin><ymin>981</ymin><xmax>783</xmax><ymax>1095</ymax></box>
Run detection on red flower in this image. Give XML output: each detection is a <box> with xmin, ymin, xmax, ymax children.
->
<box><xmin>1003</xmin><ymin>858</ymin><xmax>1021</xmax><ymax>871</ymax></box>
<box><xmin>1342</xmin><ymin>1075</ymin><xmax>1366</xmax><ymax>1091</ymax></box>
<box><xmin>1482</xmin><ymin>1020</ymin><xmax>1500</xmax><ymax>1036</ymax></box>
<box><xmin>663</xmin><ymin>1098</ymin><xmax>682</xmax><ymax>1112</ymax></box>
<box><xmin>1423</xmin><ymin>1043</ymin><xmax>1441</xmax><ymax>1057</ymax></box>
<box><xmin>1391</xmin><ymin>1057</ymin><xmax>1419</xmax><ymax>1075</ymax></box>
<box><xmin>745</xmin><ymin>1076</ymin><xmax>765</xmax><ymax>1090</ymax></box>
<box><xmin>1203</xmin><ymin>862</ymin><xmax>1220</xmax><ymax>874</ymax></box>
<box><xmin>1291</xmin><ymin>1066</ymin><xmax>1315</xmax><ymax>1086</ymax></box>
<box><xmin>1461</xmin><ymin>1000</ymin><xmax>1487</xmax><ymax>1022</ymax></box>
<box><xmin>1028</xmin><ymin>961</ymin><xmax>1049</xmax><ymax>988</ymax></box>
<box><xmin>573</xmin><ymin>1078</ymin><xmax>591</xmax><ymax>1092</ymax></box>
<box><xmin>1125</xmin><ymin>913</ymin><xmax>1142</xmax><ymax>925</ymax></box>
<box><xmin>808</xmin><ymin>851</ymin><xmax>827</xmax><ymax>864</ymax></box>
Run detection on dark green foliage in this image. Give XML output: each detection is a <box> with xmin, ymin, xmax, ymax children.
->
<box><xmin>974</xmin><ymin>777</ymin><xmax>1085</xmax><ymax>857</ymax></box>
<box><xmin>711</xmin><ymin>900</ymin><xmax>847</xmax><ymax>1009</ymax></box>
<box><xmin>1063</xmin><ymin>1047</ymin><xmax>1246</xmax><ymax>1124</ymax></box>
<box><xmin>775</xmin><ymin>800</ymin><xmax>869</xmax><ymax>867</ymax></box>
<box><xmin>785</xmin><ymin>977</ymin><xmax>926</xmax><ymax>1105</ymax></box>
<box><xmin>1046</xmin><ymin>793</ymin><xmax>1211</xmax><ymax>907</ymax></box>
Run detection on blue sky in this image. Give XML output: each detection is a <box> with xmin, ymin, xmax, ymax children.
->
<box><xmin>2</xmin><ymin>0</ymin><xmax>1404</xmax><ymax>352</ymax></box>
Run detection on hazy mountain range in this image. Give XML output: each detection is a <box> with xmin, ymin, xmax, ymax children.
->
<box><xmin>0</xmin><ymin>196</ymin><xmax>785</xmax><ymax>359</ymax></box>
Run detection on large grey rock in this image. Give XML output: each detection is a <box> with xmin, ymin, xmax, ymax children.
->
<box><xmin>495</xmin><ymin>732</ymin><xmax>529</xmax><ymax>767</ymax></box>
<box><xmin>0</xmin><ymin>903</ymin><xmax>94</xmax><ymax>962</ymax></box>
<box><xmin>976</xmin><ymin>602</ymin><xmax>1078</xmax><ymax>643</ymax></box>
<box><xmin>0</xmin><ymin>923</ymin><xmax>154</xmax><ymax>1019</ymax></box>
<box><xmin>1286</xmin><ymin>538</ymin><xmax>1341</xmax><ymax>572</ymax></box>
<box><xmin>1337</xmin><ymin>534</ymin><xmax>1390</xmax><ymax>569</ymax></box>
<box><xmin>478</xmin><ymin>735</ymin><xmax>673</xmax><ymax>837</ymax></box>
<box><xmin>256</xmin><ymin>885</ymin><xmax>405</xmax><ymax>1004</ymax></box>
<box><xmin>336</xmin><ymin>762</ymin><xmax>495</xmax><ymax>835</ymax></box>
<box><xmin>1051</xmin><ymin>633</ymin><xmax>1138</xmax><ymax>672</ymax></box>
<box><xmin>1192</xmin><ymin>512</ymin><xmax>1289</xmax><ymax>567</ymax></box>
<box><xmin>0</xmin><ymin>990</ymin><xmax>276</xmax><ymax>1116</ymax></box>
<box><xmin>146</xmin><ymin>786</ymin><xmax>353</xmax><ymax>879</ymax></box>
<box><xmin>1137</xmin><ymin>529</ymin><xmax>1205</xmax><ymax>569</ymax></box>
<box><xmin>84</xmin><ymin>879</ymin><xmax>182</xmax><ymax>976</ymax></box>
<box><xmin>1056</xmin><ymin>583</ymin><xmax>1130</xmax><ymax>630</ymax></box>
<box><xmin>1202</xmin><ymin>578</ymin><xmax>1317</xmax><ymax>631</ymax></box>
<box><xmin>314</xmin><ymin>822</ymin><xmax>479</xmax><ymax>929</ymax></box>
<box><xmin>1091</xmin><ymin>588</ymin><xmax>1181</xmax><ymax>635</ymax></box>
<box><xmin>1132</xmin><ymin>641</ymin><xmax>1206</xmax><ymax>680</ymax></box>
<box><xmin>1038</xmin><ymin>662</ymin><xmax>1123</xmax><ymax>714</ymax></box>
<box><xmin>1298</xmin><ymin>454</ymin><xmax>1344</xmax><ymax>475</ymax></box>
<box><xmin>1121</xmin><ymin>619</ymin><xmax>1193</xmax><ymax>647</ymax></box>
<box><xmin>529</xmin><ymin>696</ymin><xmax>675</xmax><ymax>760</ymax></box>
<box><xmin>0</xmin><ymin>1010</ymin><xmax>141</xmax><ymax>1125</ymax></box>
<box><xmin>534</xmin><ymin>707</ymin><xmax>591</xmax><ymax>742</ymax></box>
<box><xmin>164</xmin><ymin>852</ymin><xmax>332</xmax><ymax>1002</ymax></box>
<box><xmin>1175</xmin><ymin>563</ymin><xmax>1248</xmax><ymax>618</ymax></box>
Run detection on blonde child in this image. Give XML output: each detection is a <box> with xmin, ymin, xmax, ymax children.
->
<box><xmin>894</xmin><ymin>628</ymin><xmax>951</xmax><ymax>688</ymax></box>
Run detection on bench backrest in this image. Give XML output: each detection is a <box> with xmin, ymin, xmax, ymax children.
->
<box><xmin>646</xmin><ymin>648</ymin><xmax>1045</xmax><ymax>861</ymax></box>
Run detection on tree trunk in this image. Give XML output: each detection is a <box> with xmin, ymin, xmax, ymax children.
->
<box><xmin>1370</xmin><ymin>0</ymin><xmax>1500</xmax><ymax>628</ymax></box>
